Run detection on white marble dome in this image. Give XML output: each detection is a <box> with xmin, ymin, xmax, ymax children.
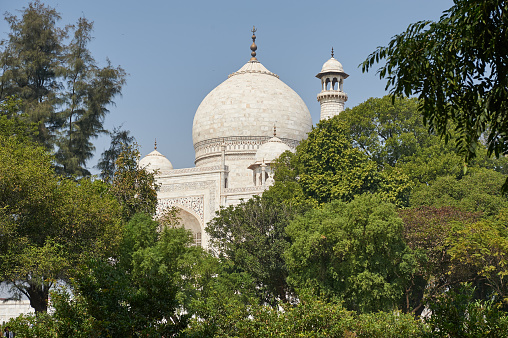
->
<box><xmin>139</xmin><ymin>149</ymin><xmax>173</xmax><ymax>173</ymax></box>
<box><xmin>254</xmin><ymin>136</ymin><xmax>291</xmax><ymax>164</ymax></box>
<box><xmin>320</xmin><ymin>57</ymin><xmax>344</xmax><ymax>74</ymax></box>
<box><xmin>192</xmin><ymin>60</ymin><xmax>312</xmax><ymax>150</ymax></box>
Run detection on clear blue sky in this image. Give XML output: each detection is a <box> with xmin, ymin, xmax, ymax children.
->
<box><xmin>1</xmin><ymin>0</ymin><xmax>454</xmax><ymax>173</ymax></box>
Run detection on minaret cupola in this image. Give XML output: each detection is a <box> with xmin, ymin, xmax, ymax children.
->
<box><xmin>316</xmin><ymin>48</ymin><xmax>349</xmax><ymax>120</ymax></box>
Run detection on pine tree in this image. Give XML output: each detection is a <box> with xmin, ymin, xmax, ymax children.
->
<box><xmin>0</xmin><ymin>2</ymin><xmax>126</xmax><ymax>177</ymax></box>
<box><xmin>55</xmin><ymin>17</ymin><xmax>126</xmax><ymax>177</ymax></box>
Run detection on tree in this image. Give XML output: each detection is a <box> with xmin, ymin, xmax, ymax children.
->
<box><xmin>0</xmin><ymin>96</ymin><xmax>37</xmax><ymax>140</ymax></box>
<box><xmin>207</xmin><ymin>195</ymin><xmax>308</xmax><ymax>304</ymax></box>
<box><xmin>185</xmin><ymin>293</ymin><xmax>428</xmax><ymax>337</ymax></box>
<box><xmin>285</xmin><ymin>194</ymin><xmax>417</xmax><ymax>313</ymax></box>
<box><xmin>55</xmin><ymin>17</ymin><xmax>126</xmax><ymax>177</ymax></box>
<box><xmin>0</xmin><ymin>2</ymin><xmax>126</xmax><ymax>176</ymax></box>
<box><xmin>447</xmin><ymin>209</ymin><xmax>508</xmax><ymax>301</ymax></box>
<box><xmin>362</xmin><ymin>0</ymin><xmax>508</xmax><ymax>189</ymax></box>
<box><xmin>410</xmin><ymin>169</ymin><xmax>508</xmax><ymax>216</ymax></box>
<box><xmin>425</xmin><ymin>283</ymin><xmax>508</xmax><ymax>337</ymax></box>
<box><xmin>338</xmin><ymin>96</ymin><xmax>430</xmax><ymax>167</ymax></box>
<box><xmin>109</xmin><ymin>144</ymin><xmax>159</xmax><ymax>221</ymax></box>
<box><xmin>69</xmin><ymin>213</ymin><xmax>208</xmax><ymax>336</ymax></box>
<box><xmin>398</xmin><ymin>206</ymin><xmax>482</xmax><ymax>314</ymax></box>
<box><xmin>272</xmin><ymin>116</ymin><xmax>412</xmax><ymax>207</ymax></box>
<box><xmin>0</xmin><ymin>1</ymin><xmax>64</xmax><ymax>148</ymax></box>
<box><xmin>0</xmin><ymin>136</ymin><xmax>122</xmax><ymax>313</ymax></box>
<box><xmin>96</xmin><ymin>125</ymin><xmax>135</xmax><ymax>182</ymax></box>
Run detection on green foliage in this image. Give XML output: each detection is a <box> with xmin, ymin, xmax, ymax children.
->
<box><xmin>272</xmin><ymin>116</ymin><xmax>412</xmax><ymax>207</ymax></box>
<box><xmin>395</xmin><ymin>143</ymin><xmax>465</xmax><ymax>186</ymax></box>
<box><xmin>96</xmin><ymin>126</ymin><xmax>135</xmax><ymax>182</ymax></box>
<box><xmin>0</xmin><ymin>1</ymin><xmax>64</xmax><ymax>147</ymax></box>
<box><xmin>410</xmin><ymin>169</ymin><xmax>508</xmax><ymax>216</ymax></box>
<box><xmin>207</xmin><ymin>195</ymin><xmax>308</xmax><ymax>304</ymax></box>
<box><xmin>295</xmin><ymin>118</ymin><xmax>379</xmax><ymax>204</ymax></box>
<box><xmin>447</xmin><ymin>209</ymin><xmax>508</xmax><ymax>301</ymax></box>
<box><xmin>0</xmin><ymin>96</ymin><xmax>37</xmax><ymax>139</ymax></box>
<box><xmin>425</xmin><ymin>283</ymin><xmax>508</xmax><ymax>338</ymax></box>
<box><xmin>0</xmin><ymin>135</ymin><xmax>122</xmax><ymax>313</ymax></box>
<box><xmin>337</xmin><ymin>96</ymin><xmax>507</xmax><ymax>193</ymax></box>
<box><xmin>268</xmin><ymin>150</ymin><xmax>316</xmax><ymax>209</ymax></box>
<box><xmin>0</xmin><ymin>1</ymin><xmax>126</xmax><ymax>177</ymax></box>
<box><xmin>109</xmin><ymin>144</ymin><xmax>159</xmax><ymax>221</ymax></box>
<box><xmin>285</xmin><ymin>194</ymin><xmax>416</xmax><ymax>312</ymax></box>
<box><xmin>362</xmin><ymin>0</ymin><xmax>508</xmax><ymax>190</ymax></box>
<box><xmin>65</xmin><ymin>213</ymin><xmax>208</xmax><ymax>336</ymax></box>
<box><xmin>398</xmin><ymin>206</ymin><xmax>482</xmax><ymax>313</ymax></box>
<box><xmin>183</xmin><ymin>261</ymin><xmax>258</xmax><ymax>337</ymax></box>
<box><xmin>338</xmin><ymin>96</ymin><xmax>427</xmax><ymax>166</ymax></box>
<box><xmin>185</xmin><ymin>294</ymin><xmax>427</xmax><ymax>337</ymax></box>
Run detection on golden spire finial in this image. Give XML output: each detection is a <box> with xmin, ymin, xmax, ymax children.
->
<box><xmin>273</xmin><ymin>124</ymin><xmax>277</xmax><ymax>137</ymax></box>
<box><xmin>331</xmin><ymin>47</ymin><xmax>334</xmax><ymax>58</ymax></box>
<box><xmin>250</xmin><ymin>26</ymin><xmax>258</xmax><ymax>61</ymax></box>
<box><xmin>154</xmin><ymin>138</ymin><xmax>157</xmax><ymax>150</ymax></box>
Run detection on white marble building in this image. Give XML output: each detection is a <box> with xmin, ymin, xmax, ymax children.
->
<box><xmin>0</xmin><ymin>299</ymin><xmax>34</xmax><ymax>323</ymax></box>
<box><xmin>140</xmin><ymin>30</ymin><xmax>348</xmax><ymax>249</ymax></box>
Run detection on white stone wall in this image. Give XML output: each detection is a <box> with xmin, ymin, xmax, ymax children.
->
<box><xmin>0</xmin><ymin>300</ymin><xmax>34</xmax><ymax>323</ymax></box>
<box><xmin>317</xmin><ymin>91</ymin><xmax>348</xmax><ymax>120</ymax></box>
<box><xmin>154</xmin><ymin>164</ymin><xmax>269</xmax><ymax>249</ymax></box>
<box><xmin>320</xmin><ymin>99</ymin><xmax>345</xmax><ymax>120</ymax></box>
<box><xmin>156</xmin><ymin>168</ymin><xmax>224</xmax><ymax>249</ymax></box>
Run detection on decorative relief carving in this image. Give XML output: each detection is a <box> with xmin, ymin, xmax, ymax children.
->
<box><xmin>157</xmin><ymin>196</ymin><xmax>204</xmax><ymax>223</ymax></box>
<box><xmin>158</xmin><ymin>165</ymin><xmax>226</xmax><ymax>177</ymax></box>
<box><xmin>228</xmin><ymin>69</ymin><xmax>279</xmax><ymax>79</ymax></box>
<box><xmin>317</xmin><ymin>91</ymin><xmax>348</xmax><ymax>100</ymax></box>
<box><xmin>194</xmin><ymin>136</ymin><xmax>299</xmax><ymax>154</ymax></box>
<box><xmin>223</xmin><ymin>186</ymin><xmax>267</xmax><ymax>194</ymax></box>
<box><xmin>195</xmin><ymin>153</ymin><xmax>257</xmax><ymax>164</ymax></box>
<box><xmin>158</xmin><ymin>180</ymin><xmax>217</xmax><ymax>222</ymax></box>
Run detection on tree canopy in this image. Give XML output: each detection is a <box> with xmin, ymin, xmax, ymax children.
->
<box><xmin>0</xmin><ymin>1</ymin><xmax>125</xmax><ymax>177</ymax></box>
<box><xmin>0</xmin><ymin>135</ymin><xmax>122</xmax><ymax>313</ymax></box>
<box><xmin>271</xmin><ymin>116</ymin><xmax>412</xmax><ymax>207</ymax></box>
<box><xmin>285</xmin><ymin>194</ymin><xmax>417</xmax><ymax>313</ymax></box>
<box><xmin>362</xmin><ymin>0</ymin><xmax>508</xmax><ymax>189</ymax></box>
<box><xmin>207</xmin><ymin>195</ymin><xmax>308</xmax><ymax>304</ymax></box>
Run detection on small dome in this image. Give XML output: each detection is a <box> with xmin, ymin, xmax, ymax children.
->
<box><xmin>254</xmin><ymin>136</ymin><xmax>292</xmax><ymax>164</ymax></box>
<box><xmin>139</xmin><ymin>149</ymin><xmax>173</xmax><ymax>173</ymax></box>
<box><xmin>320</xmin><ymin>57</ymin><xmax>344</xmax><ymax>74</ymax></box>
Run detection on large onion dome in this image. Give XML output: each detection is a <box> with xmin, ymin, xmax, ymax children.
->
<box><xmin>192</xmin><ymin>59</ymin><xmax>312</xmax><ymax>166</ymax></box>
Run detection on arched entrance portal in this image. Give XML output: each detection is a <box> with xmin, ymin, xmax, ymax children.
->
<box><xmin>176</xmin><ymin>208</ymin><xmax>202</xmax><ymax>247</ymax></box>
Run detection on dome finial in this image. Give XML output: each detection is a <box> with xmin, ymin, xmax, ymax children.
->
<box><xmin>331</xmin><ymin>47</ymin><xmax>334</xmax><ymax>58</ymax></box>
<box><xmin>154</xmin><ymin>138</ymin><xmax>157</xmax><ymax>150</ymax></box>
<box><xmin>273</xmin><ymin>124</ymin><xmax>277</xmax><ymax>137</ymax></box>
<box><xmin>250</xmin><ymin>26</ymin><xmax>258</xmax><ymax>61</ymax></box>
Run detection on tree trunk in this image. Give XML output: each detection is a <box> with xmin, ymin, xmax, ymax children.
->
<box><xmin>26</xmin><ymin>283</ymin><xmax>49</xmax><ymax>314</ymax></box>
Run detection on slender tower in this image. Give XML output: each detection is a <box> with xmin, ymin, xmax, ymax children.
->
<box><xmin>316</xmin><ymin>48</ymin><xmax>349</xmax><ymax>120</ymax></box>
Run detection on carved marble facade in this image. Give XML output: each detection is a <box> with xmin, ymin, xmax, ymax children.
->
<box><xmin>139</xmin><ymin>41</ymin><xmax>347</xmax><ymax>250</ymax></box>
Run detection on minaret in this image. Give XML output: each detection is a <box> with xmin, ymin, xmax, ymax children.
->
<box><xmin>316</xmin><ymin>48</ymin><xmax>349</xmax><ymax>120</ymax></box>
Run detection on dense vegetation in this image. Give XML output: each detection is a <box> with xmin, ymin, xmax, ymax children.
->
<box><xmin>1</xmin><ymin>0</ymin><xmax>508</xmax><ymax>337</ymax></box>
